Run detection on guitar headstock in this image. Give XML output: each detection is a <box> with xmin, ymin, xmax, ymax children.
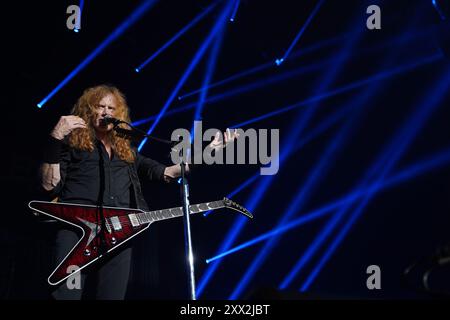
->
<box><xmin>223</xmin><ymin>197</ymin><xmax>253</xmax><ymax>219</ymax></box>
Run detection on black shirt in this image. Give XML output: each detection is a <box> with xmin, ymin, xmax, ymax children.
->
<box><xmin>54</xmin><ymin>139</ymin><xmax>166</xmax><ymax>208</ymax></box>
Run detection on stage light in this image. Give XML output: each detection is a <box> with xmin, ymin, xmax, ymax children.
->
<box><xmin>279</xmin><ymin>42</ymin><xmax>409</xmax><ymax>290</ymax></box>
<box><xmin>132</xmin><ymin>50</ymin><xmax>441</xmax><ymax>131</ymax></box>
<box><xmin>37</xmin><ymin>0</ymin><xmax>158</xmax><ymax>108</ymax></box>
<box><xmin>178</xmin><ymin>31</ymin><xmax>356</xmax><ymax>101</ymax></box>
<box><xmin>204</xmin><ymin>145</ymin><xmax>450</xmax><ymax>269</ymax></box>
<box><xmin>300</xmin><ymin>62</ymin><xmax>450</xmax><ymax>292</ymax></box>
<box><xmin>230</xmin><ymin>0</ymin><xmax>240</xmax><ymax>22</ymax></box>
<box><xmin>432</xmin><ymin>0</ymin><xmax>449</xmax><ymax>20</ymax></box>
<box><xmin>431</xmin><ymin>0</ymin><xmax>450</xmax><ymax>58</ymax></box>
<box><xmin>138</xmin><ymin>3</ymin><xmax>234</xmax><ymax>152</ymax></box>
<box><xmin>191</xmin><ymin>27</ymin><xmax>226</xmax><ymax>140</ymax></box>
<box><xmin>231</xmin><ymin>52</ymin><xmax>442</xmax><ymax>128</ymax></box>
<box><xmin>275</xmin><ymin>0</ymin><xmax>325</xmax><ymax>66</ymax></box>
<box><xmin>228</xmin><ymin>13</ymin><xmax>393</xmax><ymax>298</ymax></box>
<box><xmin>197</xmin><ymin>33</ymin><xmax>441</xmax><ymax>299</ymax></box>
<box><xmin>135</xmin><ymin>2</ymin><xmax>219</xmax><ymax>72</ymax></box>
<box><xmin>275</xmin><ymin>58</ymin><xmax>284</xmax><ymax>66</ymax></box>
<box><xmin>177</xmin><ymin>27</ymin><xmax>431</xmax><ymax>102</ymax></box>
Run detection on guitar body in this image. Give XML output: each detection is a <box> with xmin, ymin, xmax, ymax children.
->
<box><xmin>29</xmin><ymin>201</ymin><xmax>150</xmax><ymax>285</ymax></box>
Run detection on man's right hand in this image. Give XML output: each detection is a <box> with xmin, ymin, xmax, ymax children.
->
<box><xmin>51</xmin><ymin>116</ymin><xmax>87</xmax><ymax>140</ymax></box>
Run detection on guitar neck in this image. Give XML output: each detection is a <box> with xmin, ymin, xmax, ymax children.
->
<box><xmin>139</xmin><ymin>200</ymin><xmax>225</xmax><ymax>223</ymax></box>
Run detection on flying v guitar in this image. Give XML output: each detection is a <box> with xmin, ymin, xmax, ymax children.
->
<box><xmin>28</xmin><ymin>198</ymin><xmax>252</xmax><ymax>285</ymax></box>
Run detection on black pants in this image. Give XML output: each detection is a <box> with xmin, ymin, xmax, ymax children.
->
<box><xmin>51</xmin><ymin>229</ymin><xmax>132</xmax><ymax>300</ymax></box>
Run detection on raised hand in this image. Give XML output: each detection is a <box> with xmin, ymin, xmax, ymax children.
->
<box><xmin>51</xmin><ymin>116</ymin><xmax>87</xmax><ymax>140</ymax></box>
<box><xmin>209</xmin><ymin>128</ymin><xmax>240</xmax><ymax>151</ymax></box>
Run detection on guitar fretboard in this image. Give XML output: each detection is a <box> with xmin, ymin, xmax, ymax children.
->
<box><xmin>136</xmin><ymin>200</ymin><xmax>224</xmax><ymax>224</ymax></box>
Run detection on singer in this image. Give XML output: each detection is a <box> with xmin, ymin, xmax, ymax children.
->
<box><xmin>39</xmin><ymin>84</ymin><xmax>238</xmax><ymax>299</ymax></box>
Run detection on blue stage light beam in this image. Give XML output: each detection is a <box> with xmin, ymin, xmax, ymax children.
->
<box><xmin>295</xmin><ymin>103</ymin><xmax>355</xmax><ymax>150</ymax></box>
<box><xmin>196</xmin><ymin>216</ymin><xmax>249</xmax><ymax>296</ymax></box>
<box><xmin>178</xmin><ymin>26</ymin><xmax>432</xmax><ymax>101</ymax></box>
<box><xmin>200</xmin><ymin>52</ymin><xmax>446</xmax><ymax>279</ymax></box>
<box><xmin>229</xmin><ymin>90</ymin><xmax>359</xmax><ymax>299</ymax></box>
<box><xmin>197</xmin><ymin>48</ymin><xmax>438</xmax><ymax>295</ymax></box>
<box><xmin>74</xmin><ymin>0</ymin><xmax>84</xmax><ymax>33</ymax></box>
<box><xmin>300</xmin><ymin>62</ymin><xmax>450</xmax><ymax>292</ymax></box>
<box><xmin>298</xmin><ymin>60</ymin><xmax>450</xmax><ymax>291</ymax></box>
<box><xmin>279</xmin><ymin>52</ymin><xmax>404</xmax><ymax>290</ymax></box>
<box><xmin>138</xmin><ymin>2</ymin><xmax>234</xmax><ymax>152</ymax></box>
<box><xmin>185</xmin><ymin>54</ymin><xmax>336</xmax><ymax>105</ymax></box>
<box><xmin>190</xmin><ymin>25</ymin><xmax>226</xmax><ymax>141</ymax></box>
<box><xmin>204</xmin><ymin>98</ymin><xmax>361</xmax><ymax>221</ymax></box>
<box><xmin>229</xmin><ymin>0</ymin><xmax>240</xmax><ymax>22</ymax></box>
<box><xmin>206</xmin><ymin>146</ymin><xmax>450</xmax><ymax>263</ymax></box>
<box><xmin>199</xmin><ymin>20</ymin><xmax>364</xmax><ymax>298</ymax></box>
<box><xmin>134</xmin><ymin>54</ymin><xmax>338</xmax><ymax>127</ymax></box>
<box><xmin>231</xmin><ymin>52</ymin><xmax>442</xmax><ymax>128</ymax></box>
<box><xmin>198</xmin><ymin>175</ymin><xmax>282</xmax><ymax>297</ymax></box>
<box><xmin>279</xmin><ymin>27</ymin><xmax>412</xmax><ymax>288</ymax></box>
<box><xmin>432</xmin><ymin>0</ymin><xmax>447</xmax><ymax>20</ymax></box>
<box><xmin>178</xmin><ymin>31</ymin><xmax>356</xmax><ymax>101</ymax></box>
<box><xmin>227</xmin><ymin>19</ymin><xmax>365</xmax><ymax>300</ymax></box>
<box><xmin>230</xmin><ymin>3</ymin><xmax>408</xmax><ymax>295</ymax></box>
<box><xmin>190</xmin><ymin>49</ymin><xmax>336</xmax><ymax>137</ymax></box>
<box><xmin>199</xmin><ymin>82</ymin><xmax>334</xmax><ymax>297</ymax></box>
<box><xmin>275</xmin><ymin>0</ymin><xmax>325</xmax><ymax>66</ymax></box>
<box><xmin>203</xmin><ymin>99</ymin><xmax>356</xmax><ymax>218</ymax></box>
<box><xmin>133</xmin><ymin>53</ymin><xmax>442</xmax><ymax>129</ymax></box>
<box><xmin>300</xmin><ymin>62</ymin><xmax>450</xmax><ymax>291</ymax></box>
<box><xmin>203</xmin><ymin>172</ymin><xmax>260</xmax><ymax>217</ymax></box>
<box><xmin>135</xmin><ymin>32</ymin><xmax>440</xmax><ymax>127</ymax></box>
<box><xmin>135</xmin><ymin>2</ymin><xmax>219</xmax><ymax>72</ymax></box>
<box><xmin>37</xmin><ymin>0</ymin><xmax>158</xmax><ymax>108</ymax></box>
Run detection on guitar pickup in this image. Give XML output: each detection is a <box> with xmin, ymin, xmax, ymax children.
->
<box><xmin>110</xmin><ymin>216</ymin><xmax>122</xmax><ymax>231</ymax></box>
<box><xmin>128</xmin><ymin>214</ymin><xmax>140</xmax><ymax>227</ymax></box>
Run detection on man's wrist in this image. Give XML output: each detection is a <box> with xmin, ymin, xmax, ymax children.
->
<box><xmin>43</xmin><ymin>135</ymin><xmax>64</xmax><ymax>164</ymax></box>
<box><xmin>50</xmin><ymin>130</ymin><xmax>64</xmax><ymax>141</ymax></box>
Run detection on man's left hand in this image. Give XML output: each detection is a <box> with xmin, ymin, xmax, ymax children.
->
<box><xmin>209</xmin><ymin>128</ymin><xmax>240</xmax><ymax>151</ymax></box>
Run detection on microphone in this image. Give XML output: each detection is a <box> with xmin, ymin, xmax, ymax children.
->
<box><xmin>100</xmin><ymin>116</ymin><xmax>121</xmax><ymax>126</ymax></box>
<box><xmin>99</xmin><ymin>116</ymin><xmax>174</xmax><ymax>145</ymax></box>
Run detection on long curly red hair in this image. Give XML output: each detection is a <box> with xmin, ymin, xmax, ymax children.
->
<box><xmin>68</xmin><ymin>85</ymin><xmax>136</xmax><ymax>163</ymax></box>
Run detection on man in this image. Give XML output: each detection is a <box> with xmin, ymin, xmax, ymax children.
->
<box><xmin>40</xmin><ymin>84</ymin><xmax>236</xmax><ymax>299</ymax></box>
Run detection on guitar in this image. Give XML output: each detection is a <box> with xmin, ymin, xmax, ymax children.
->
<box><xmin>28</xmin><ymin>198</ymin><xmax>252</xmax><ymax>285</ymax></box>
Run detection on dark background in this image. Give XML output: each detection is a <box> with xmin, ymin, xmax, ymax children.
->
<box><xmin>1</xmin><ymin>0</ymin><xmax>450</xmax><ymax>299</ymax></box>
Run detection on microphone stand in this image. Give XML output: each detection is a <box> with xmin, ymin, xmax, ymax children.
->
<box><xmin>179</xmin><ymin>148</ymin><xmax>196</xmax><ymax>300</ymax></box>
<box><xmin>111</xmin><ymin>119</ymin><xmax>197</xmax><ymax>300</ymax></box>
<box><xmin>108</xmin><ymin>119</ymin><xmax>175</xmax><ymax>145</ymax></box>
